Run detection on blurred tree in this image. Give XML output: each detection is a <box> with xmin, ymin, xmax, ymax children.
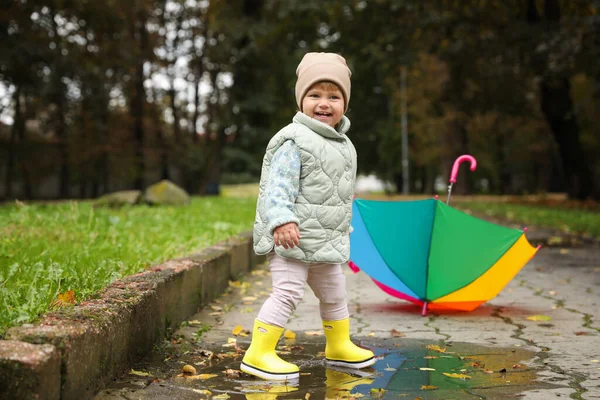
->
<box><xmin>1</xmin><ymin>0</ymin><xmax>598</xmax><ymax>200</ymax></box>
<box><xmin>525</xmin><ymin>0</ymin><xmax>596</xmax><ymax>199</ymax></box>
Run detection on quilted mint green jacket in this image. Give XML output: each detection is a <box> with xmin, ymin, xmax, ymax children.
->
<box><xmin>253</xmin><ymin>112</ymin><xmax>357</xmax><ymax>263</ymax></box>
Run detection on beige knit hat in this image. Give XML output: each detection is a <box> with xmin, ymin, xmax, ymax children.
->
<box><xmin>295</xmin><ymin>52</ymin><xmax>352</xmax><ymax>112</ymax></box>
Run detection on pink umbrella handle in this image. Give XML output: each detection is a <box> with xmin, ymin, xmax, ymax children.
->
<box><xmin>449</xmin><ymin>155</ymin><xmax>477</xmax><ymax>184</ymax></box>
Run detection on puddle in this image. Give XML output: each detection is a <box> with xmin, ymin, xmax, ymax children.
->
<box><xmin>97</xmin><ymin>338</ymin><xmax>560</xmax><ymax>400</ymax></box>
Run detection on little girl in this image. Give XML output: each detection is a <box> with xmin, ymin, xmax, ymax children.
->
<box><xmin>240</xmin><ymin>52</ymin><xmax>375</xmax><ymax>381</ymax></box>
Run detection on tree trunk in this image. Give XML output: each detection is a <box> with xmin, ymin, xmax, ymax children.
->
<box><xmin>539</xmin><ymin>77</ymin><xmax>594</xmax><ymax>199</ymax></box>
<box><xmin>169</xmin><ymin>74</ymin><xmax>180</xmax><ymax>143</ymax></box>
<box><xmin>57</xmin><ymin>97</ymin><xmax>69</xmax><ymax>199</ymax></box>
<box><xmin>495</xmin><ymin>130</ymin><xmax>511</xmax><ymax>194</ymax></box>
<box><xmin>526</xmin><ymin>0</ymin><xmax>596</xmax><ymax>199</ymax></box>
<box><xmin>5</xmin><ymin>86</ymin><xmax>21</xmax><ymax>199</ymax></box>
<box><xmin>156</xmin><ymin>107</ymin><xmax>170</xmax><ymax>181</ymax></box>
<box><xmin>200</xmin><ymin>70</ymin><xmax>222</xmax><ymax>195</ymax></box>
<box><xmin>393</xmin><ymin>172</ymin><xmax>403</xmax><ymax>194</ymax></box>
<box><xmin>51</xmin><ymin>7</ymin><xmax>69</xmax><ymax>198</ymax></box>
<box><xmin>192</xmin><ymin>70</ymin><xmax>202</xmax><ymax>143</ymax></box>
<box><xmin>203</xmin><ymin>127</ymin><xmax>224</xmax><ymax>195</ymax></box>
<box><xmin>99</xmin><ymin>100</ymin><xmax>110</xmax><ymax>195</ymax></box>
<box><xmin>132</xmin><ymin>7</ymin><xmax>148</xmax><ymax>191</ymax></box>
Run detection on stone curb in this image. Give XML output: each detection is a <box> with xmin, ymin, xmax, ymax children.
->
<box><xmin>0</xmin><ymin>340</ymin><xmax>60</xmax><ymax>400</ymax></box>
<box><xmin>0</xmin><ymin>231</ymin><xmax>263</xmax><ymax>400</ymax></box>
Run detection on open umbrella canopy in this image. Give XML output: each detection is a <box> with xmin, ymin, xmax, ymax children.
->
<box><xmin>349</xmin><ymin>198</ymin><xmax>539</xmax><ymax>314</ymax></box>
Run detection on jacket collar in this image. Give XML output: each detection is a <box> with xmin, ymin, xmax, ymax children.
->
<box><xmin>293</xmin><ymin>112</ymin><xmax>351</xmax><ymax>140</ymax></box>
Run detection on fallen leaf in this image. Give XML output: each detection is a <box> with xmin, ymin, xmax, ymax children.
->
<box><xmin>187</xmin><ymin>320</ymin><xmax>202</xmax><ymax>326</ymax></box>
<box><xmin>129</xmin><ymin>369</ymin><xmax>152</xmax><ymax>377</ymax></box>
<box><xmin>232</xmin><ymin>325</ymin><xmax>244</xmax><ymax>336</ymax></box>
<box><xmin>443</xmin><ymin>373</ymin><xmax>471</xmax><ymax>379</ymax></box>
<box><xmin>547</xmin><ymin>236</ymin><xmax>563</xmax><ymax>245</ymax></box>
<box><xmin>548</xmin><ymin>291</ymin><xmax>557</xmax><ymax>296</ymax></box>
<box><xmin>559</xmin><ymin>248</ymin><xmax>570</xmax><ymax>255</ymax></box>
<box><xmin>217</xmin><ymin>352</ymin><xmax>239</xmax><ymax>359</ymax></box>
<box><xmin>370</xmin><ymin>388</ymin><xmax>385</xmax><ymax>397</ymax></box>
<box><xmin>182</xmin><ymin>365</ymin><xmax>197</xmax><ymax>375</ymax></box>
<box><xmin>527</xmin><ymin>315</ymin><xmax>552</xmax><ymax>321</ymax></box>
<box><xmin>305</xmin><ymin>394</ymin><xmax>311</xmax><ymax>400</ymax></box>
<box><xmin>421</xmin><ymin>385</ymin><xmax>437</xmax><ymax>390</ymax></box>
<box><xmin>368</xmin><ymin>331</ymin><xmax>376</xmax><ymax>337</ymax></box>
<box><xmin>419</xmin><ymin>367</ymin><xmax>435</xmax><ymax>371</ymax></box>
<box><xmin>242</xmin><ymin>296</ymin><xmax>257</xmax><ymax>303</ymax></box>
<box><xmin>384</xmin><ymin>364</ymin><xmax>396</xmax><ymax>371</ymax></box>
<box><xmin>232</xmin><ymin>326</ymin><xmax>249</xmax><ymax>337</ymax></box>
<box><xmin>305</xmin><ymin>330</ymin><xmax>323</xmax><ymax>336</ymax></box>
<box><xmin>241</xmin><ymin>307</ymin><xmax>254</xmax><ymax>313</ymax></box>
<box><xmin>223</xmin><ymin>369</ymin><xmax>241</xmax><ymax>378</ymax></box>
<box><xmin>192</xmin><ymin>389</ymin><xmax>212</xmax><ymax>395</ymax></box>
<box><xmin>391</xmin><ymin>329</ymin><xmax>405</xmax><ymax>337</ymax></box>
<box><xmin>182</xmin><ymin>373</ymin><xmax>219</xmax><ymax>380</ymax></box>
<box><xmin>50</xmin><ymin>290</ymin><xmax>76</xmax><ymax>309</ymax></box>
<box><xmin>512</xmin><ymin>363</ymin><xmax>524</xmax><ymax>369</ymax></box>
<box><xmin>213</xmin><ymin>395</ymin><xmax>230</xmax><ymax>399</ymax></box>
<box><xmin>284</xmin><ymin>329</ymin><xmax>296</xmax><ymax>339</ymax></box>
<box><xmin>251</xmin><ymin>269</ymin><xmax>267</xmax><ymax>276</ymax></box>
<box><xmin>209</xmin><ymin>311</ymin><xmax>224</xmax><ymax>316</ymax></box>
<box><xmin>426</xmin><ymin>344</ymin><xmax>447</xmax><ymax>353</ymax></box>
<box><xmin>423</xmin><ymin>356</ymin><xmax>438</xmax><ymax>359</ymax></box>
<box><xmin>197</xmin><ymin>349</ymin><xmax>214</xmax><ymax>359</ymax></box>
<box><xmin>591</xmin><ymin>360</ymin><xmax>599</xmax><ymax>363</ymax></box>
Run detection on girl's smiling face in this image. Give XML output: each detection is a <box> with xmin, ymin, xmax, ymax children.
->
<box><xmin>301</xmin><ymin>82</ymin><xmax>345</xmax><ymax>128</ymax></box>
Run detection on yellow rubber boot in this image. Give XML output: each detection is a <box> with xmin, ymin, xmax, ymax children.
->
<box><xmin>323</xmin><ymin>318</ymin><xmax>376</xmax><ymax>369</ymax></box>
<box><xmin>325</xmin><ymin>368</ymin><xmax>374</xmax><ymax>398</ymax></box>
<box><xmin>240</xmin><ymin>320</ymin><xmax>299</xmax><ymax>381</ymax></box>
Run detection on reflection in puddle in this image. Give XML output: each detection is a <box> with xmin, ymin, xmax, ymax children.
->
<box><xmin>99</xmin><ymin>339</ymin><xmax>560</xmax><ymax>400</ymax></box>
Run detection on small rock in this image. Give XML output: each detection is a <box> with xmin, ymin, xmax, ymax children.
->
<box><xmin>144</xmin><ymin>180</ymin><xmax>190</xmax><ymax>206</ymax></box>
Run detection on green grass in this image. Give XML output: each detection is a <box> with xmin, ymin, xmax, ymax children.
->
<box><xmin>455</xmin><ymin>201</ymin><xmax>600</xmax><ymax>239</ymax></box>
<box><xmin>0</xmin><ymin>196</ymin><xmax>256</xmax><ymax>336</ymax></box>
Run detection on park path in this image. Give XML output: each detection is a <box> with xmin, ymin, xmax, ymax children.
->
<box><xmin>96</xmin><ymin>225</ymin><xmax>600</xmax><ymax>399</ymax></box>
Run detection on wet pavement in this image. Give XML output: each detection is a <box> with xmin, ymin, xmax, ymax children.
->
<box><xmin>96</xmin><ymin>226</ymin><xmax>600</xmax><ymax>399</ymax></box>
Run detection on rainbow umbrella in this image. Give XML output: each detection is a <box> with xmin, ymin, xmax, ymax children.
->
<box><xmin>349</xmin><ymin>155</ymin><xmax>540</xmax><ymax>315</ymax></box>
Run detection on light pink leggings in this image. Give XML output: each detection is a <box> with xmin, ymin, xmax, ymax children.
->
<box><xmin>257</xmin><ymin>253</ymin><xmax>349</xmax><ymax>328</ymax></box>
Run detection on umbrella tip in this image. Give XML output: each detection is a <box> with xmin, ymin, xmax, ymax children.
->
<box><xmin>523</xmin><ymin>227</ymin><xmax>528</xmax><ymax>232</ymax></box>
<box><xmin>348</xmin><ymin>261</ymin><xmax>361</xmax><ymax>273</ymax></box>
<box><xmin>434</xmin><ymin>195</ymin><xmax>439</xmax><ymax>200</ymax></box>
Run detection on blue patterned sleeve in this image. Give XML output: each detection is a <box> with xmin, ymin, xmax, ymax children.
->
<box><xmin>264</xmin><ymin>140</ymin><xmax>301</xmax><ymax>233</ymax></box>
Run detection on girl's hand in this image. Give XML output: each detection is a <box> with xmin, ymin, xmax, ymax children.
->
<box><xmin>274</xmin><ymin>222</ymin><xmax>301</xmax><ymax>249</ymax></box>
